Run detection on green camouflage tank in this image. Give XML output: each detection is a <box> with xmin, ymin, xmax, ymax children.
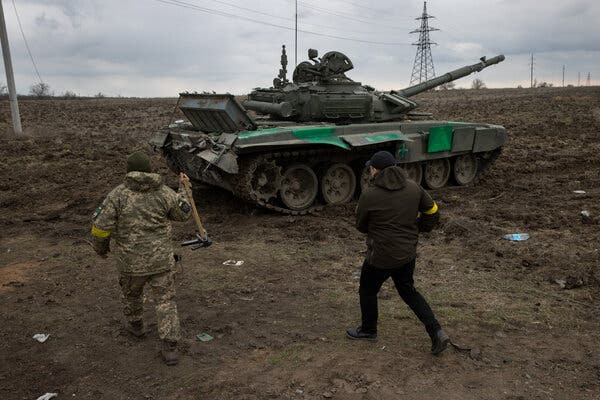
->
<box><xmin>150</xmin><ymin>47</ymin><xmax>507</xmax><ymax>215</ymax></box>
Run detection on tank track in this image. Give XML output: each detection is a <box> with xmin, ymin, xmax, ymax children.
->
<box><xmin>229</xmin><ymin>149</ymin><xmax>338</xmax><ymax>216</ymax></box>
<box><xmin>473</xmin><ymin>148</ymin><xmax>502</xmax><ymax>184</ymax></box>
<box><xmin>228</xmin><ymin>147</ymin><xmax>504</xmax><ymax>215</ymax></box>
<box><xmin>168</xmin><ymin>145</ymin><xmax>503</xmax><ymax>216</ymax></box>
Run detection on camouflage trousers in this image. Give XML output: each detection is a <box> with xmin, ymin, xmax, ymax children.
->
<box><xmin>118</xmin><ymin>271</ymin><xmax>181</xmax><ymax>342</ymax></box>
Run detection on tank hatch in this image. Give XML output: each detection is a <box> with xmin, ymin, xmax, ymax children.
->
<box><xmin>179</xmin><ymin>93</ymin><xmax>257</xmax><ymax>133</ymax></box>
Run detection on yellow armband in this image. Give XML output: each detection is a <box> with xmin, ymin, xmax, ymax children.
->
<box><xmin>91</xmin><ymin>225</ymin><xmax>111</xmax><ymax>238</ymax></box>
<box><xmin>423</xmin><ymin>202</ymin><xmax>438</xmax><ymax>215</ymax></box>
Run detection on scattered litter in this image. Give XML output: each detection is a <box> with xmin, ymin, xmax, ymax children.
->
<box><xmin>555</xmin><ymin>279</ymin><xmax>567</xmax><ymax>289</ymax></box>
<box><xmin>580</xmin><ymin>210</ymin><xmax>595</xmax><ymax>225</ymax></box>
<box><xmin>352</xmin><ymin>270</ymin><xmax>361</xmax><ymax>280</ymax></box>
<box><xmin>36</xmin><ymin>394</ymin><xmax>58</xmax><ymax>400</ymax></box>
<box><xmin>381</xmin><ymin>345</ymin><xmax>386</xmax><ymax>350</ymax></box>
<box><xmin>573</xmin><ymin>190</ymin><xmax>586</xmax><ymax>194</ymax></box>
<box><xmin>196</xmin><ymin>333</ymin><xmax>214</xmax><ymax>342</ymax></box>
<box><xmin>555</xmin><ymin>276</ymin><xmax>586</xmax><ymax>290</ymax></box>
<box><xmin>502</xmin><ymin>233</ymin><xmax>530</xmax><ymax>242</ymax></box>
<box><xmin>33</xmin><ymin>334</ymin><xmax>50</xmax><ymax>343</ymax></box>
<box><xmin>222</xmin><ymin>260</ymin><xmax>244</xmax><ymax>266</ymax></box>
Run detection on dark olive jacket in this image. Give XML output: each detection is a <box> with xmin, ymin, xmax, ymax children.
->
<box><xmin>356</xmin><ymin>166</ymin><xmax>439</xmax><ymax>268</ymax></box>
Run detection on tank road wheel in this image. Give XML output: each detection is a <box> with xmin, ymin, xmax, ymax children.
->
<box><xmin>423</xmin><ymin>158</ymin><xmax>451</xmax><ymax>189</ymax></box>
<box><xmin>250</xmin><ymin>160</ymin><xmax>282</xmax><ymax>202</ymax></box>
<box><xmin>280</xmin><ymin>164</ymin><xmax>319</xmax><ymax>211</ymax></box>
<box><xmin>453</xmin><ymin>154</ymin><xmax>479</xmax><ymax>186</ymax></box>
<box><xmin>401</xmin><ymin>163</ymin><xmax>423</xmax><ymax>185</ymax></box>
<box><xmin>321</xmin><ymin>163</ymin><xmax>357</xmax><ymax>204</ymax></box>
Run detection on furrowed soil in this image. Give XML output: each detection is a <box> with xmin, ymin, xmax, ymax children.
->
<box><xmin>1</xmin><ymin>88</ymin><xmax>599</xmax><ymax>400</ymax></box>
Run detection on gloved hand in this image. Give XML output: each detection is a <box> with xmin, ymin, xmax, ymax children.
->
<box><xmin>93</xmin><ymin>237</ymin><xmax>110</xmax><ymax>258</ymax></box>
<box><xmin>418</xmin><ymin>212</ymin><xmax>440</xmax><ymax>232</ymax></box>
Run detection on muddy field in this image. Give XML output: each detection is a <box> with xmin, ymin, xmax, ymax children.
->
<box><xmin>1</xmin><ymin>87</ymin><xmax>599</xmax><ymax>400</ymax></box>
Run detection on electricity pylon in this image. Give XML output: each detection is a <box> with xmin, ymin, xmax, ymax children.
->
<box><xmin>409</xmin><ymin>1</ymin><xmax>438</xmax><ymax>85</ymax></box>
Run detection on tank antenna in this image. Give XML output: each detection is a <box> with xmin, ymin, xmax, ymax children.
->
<box><xmin>409</xmin><ymin>1</ymin><xmax>438</xmax><ymax>85</ymax></box>
<box><xmin>279</xmin><ymin>45</ymin><xmax>289</xmax><ymax>85</ymax></box>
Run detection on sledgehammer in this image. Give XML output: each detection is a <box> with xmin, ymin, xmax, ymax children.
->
<box><xmin>180</xmin><ymin>176</ymin><xmax>212</xmax><ymax>249</ymax></box>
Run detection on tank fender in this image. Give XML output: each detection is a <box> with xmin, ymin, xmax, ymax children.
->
<box><xmin>149</xmin><ymin>130</ymin><xmax>170</xmax><ymax>149</ymax></box>
<box><xmin>198</xmin><ymin>149</ymin><xmax>239</xmax><ymax>174</ymax></box>
<box><xmin>237</xmin><ymin>126</ymin><xmax>352</xmax><ymax>150</ymax></box>
<box><xmin>341</xmin><ymin>131</ymin><xmax>412</xmax><ymax>148</ymax></box>
<box><xmin>171</xmin><ymin>133</ymin><xmax>194</xmax><ymax>150</ymax></box>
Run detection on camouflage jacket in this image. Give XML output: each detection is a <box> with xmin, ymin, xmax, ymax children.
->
<box><xmin>91</xmin><ymin>172</ymin><xmax>191</xmax><ymax>276</ymax></box>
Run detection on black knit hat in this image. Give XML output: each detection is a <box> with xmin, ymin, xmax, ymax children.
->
<box><xmin>127</xmin><ymin>151</ymin><xmax>152</xmax><ymax>173</ymax></box>
<box><xmin>366</xmin><ymin>150</ymin><xmax>397</xmax><ymax>170</ymax></box>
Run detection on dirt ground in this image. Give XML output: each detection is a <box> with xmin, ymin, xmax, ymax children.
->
<box><xmin>1</xmin><ymin>87</ymin><xmax>599</xmax><ymax>400</ymax></box>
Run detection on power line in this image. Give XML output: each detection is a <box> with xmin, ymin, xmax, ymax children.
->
<box><xmin>315</xmin><ymin>0</ymin><xmax>387</xmax><ymax>15</ymax></box>
<box><xmin>201</xmin><ymin>0</ymin><xmax>292</xmax><ymax>23</ymax></box>
<box><xmin>298</xmin><ymin>0</ymin><xmax>413</xmax><ymax>23</ymax></box>
<box><xmin>282</xmin><ymin>0</ymin><xmax>408</xmax><ymax>30</ymax></box>
<box><xmin>11</xmin><ymin>0</ymin><xmax>42</xmax><ymax>83</ymax></box>
<box><xmin>154</xmin><ymin>0</ymin><xmax>409</xmax><ymax>45</ymax></box>
<box><xmin>197</xmin><ymin>0</ymin><xmax>405</xmax><ymax>36</ymax></box>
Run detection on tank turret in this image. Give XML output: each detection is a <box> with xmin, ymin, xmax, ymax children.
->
<box><xmin>244</xmin><ymin>47</ymin><xmax>504</xmax><ymax>123</ymax></box>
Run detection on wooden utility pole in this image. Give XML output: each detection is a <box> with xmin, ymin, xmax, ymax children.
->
<box><xmin>0</xmin><ymin>0</ymin><xmax>22</xmax><ymax>135</ymax></box>
<box><xmin>562</xmin><ymin>65</ymin><xmax>565</xmax><ymax>87</ymax></box>
<box><xmin>294</xmin><ymin>0</ymin><xmax>297</xmax><ymax>67</ymax></box>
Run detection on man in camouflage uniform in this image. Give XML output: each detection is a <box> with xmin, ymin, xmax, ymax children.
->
<box><xmin>91</xmin><ymin>151</ymin><xmax>192</xmax><ymax>366</ymax></box>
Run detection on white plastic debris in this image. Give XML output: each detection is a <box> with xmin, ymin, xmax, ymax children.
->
<box><xmin>573</xmin><ymin>190</ymin><xmax>586</xmax><ymax>194</ymax></box>
<box><xmin>196</xmin><ymin>332</ymin><xmax>214</xmax><ymax>342</ymax></box>
<box><xmin>33</xmin><ymin>334</ymin><xmax>50</xmax><ymax>343</ymax></box>
<box><xmin>555</xmin><ymin>279</ymin><xmax>567</xmax><ymax>289</ymax></box>
<box><xmin>36</xmin><ymin>394</ymin><xmax>58</xmax><ymax>400</ymax></box>
<box><xmin>222</xmin><ymin>260</ymin><xmax>244</xmax><ymax>266</ymax></box>
<box><xmin>581</xmin><ymin>210</ymin><xmax>595</xmax><ymax>224</ymax></box>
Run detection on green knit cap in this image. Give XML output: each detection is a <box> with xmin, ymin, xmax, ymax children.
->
<box><xmin>126</xmin><ymin>151</ymin><xmax>152</xmax><ymax>173</ymax></box>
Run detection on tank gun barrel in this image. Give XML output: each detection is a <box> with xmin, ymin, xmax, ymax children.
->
<box><xmin>393</xmin><ymin>55</ymin><xmax>505</xmax><ymax>98</ymax></box>
<box><xmin>243</xmin><ymin>100</ymin><xmax>293</xmax><ymax>118</ymax></box>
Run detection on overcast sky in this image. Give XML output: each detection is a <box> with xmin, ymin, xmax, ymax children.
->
<box><xmin>2</xmin><ymin>0</ymin><xmax>599</xmax><ymax>96</ymax></box>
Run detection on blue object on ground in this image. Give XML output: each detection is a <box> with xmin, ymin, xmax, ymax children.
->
<box><xmin>502</xmin><ymin>233</ymin><xmax>530</xmax><ymax>241</ymax></box>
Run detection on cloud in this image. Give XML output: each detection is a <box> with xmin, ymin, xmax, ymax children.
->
<box><xmin>4</xmin><ymin>0</ymin><xmax>600</xmax><ymax>96</ymax></box>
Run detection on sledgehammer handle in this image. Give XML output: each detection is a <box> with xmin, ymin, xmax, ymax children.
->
<box><xmin>182</xmin><ymin>180</ymin><xmax>208</xmax><ymax>240</ymax></box>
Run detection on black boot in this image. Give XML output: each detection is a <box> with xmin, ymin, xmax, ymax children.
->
<box><xmin>430</xmin><ymin>329</ymin><xmax>450</xmax><ymax>355</ymax></box>
<box><xmin>161</xmin><ymin>340</ymin><xmax>179</xmax><ymax>366</ymax></box>
<box><xmin>346</xmin><ymin>327</ymin><xmax>377</xmax><ymax>341</ymax></box>
<box><xmin>126</xmin><ymin>320</ymin><xmax>146</xmax><ymax>338</ymax></box>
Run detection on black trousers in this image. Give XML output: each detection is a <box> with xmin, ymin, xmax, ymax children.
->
<box><xmin>359</xmin><ymin>259</ymin><xmax>441</xmax><ymax>336</ymax></box>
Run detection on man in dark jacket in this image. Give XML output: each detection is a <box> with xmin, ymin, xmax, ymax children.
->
<box><xmin>346</xmin><ymin>150</ymin><xmax>450</xmax><ymax>355</ymax></box>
